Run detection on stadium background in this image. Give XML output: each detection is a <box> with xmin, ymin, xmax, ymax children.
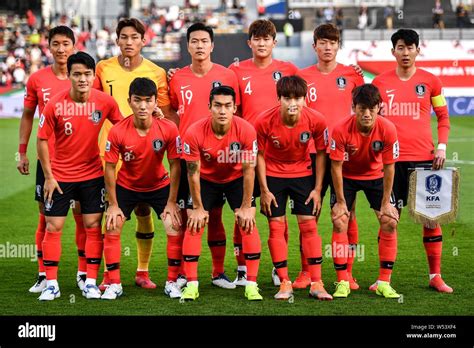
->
<box><xmin>0</xmin><ymin>0</ymin><xmax>473</xmax><ymax>317</ymax></box>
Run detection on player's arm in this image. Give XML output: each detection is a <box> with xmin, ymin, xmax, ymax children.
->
<box><xmin>17</xmin><ymin>106</ymin><xmax>36</xmax><ymax>175</ymax></box>
<box><xmin>379</xmin><ymin>163</ymin><xmax>398</xmax><ymax>221</ymax></box>
<box><xmin>306</xmin><ymin>151</ymin><xmax>326</xmax><ymax>216</ymax></box>
<box><xmin>431</xmin><ymin>78</ymin><xmax>450</xmax><ymax>170</ymax></box>
<box><xmin>257</xmin><ymin>151</ymin><xmax>277</xmax><ymax>217</ymax></box>
<box><xmin>37</xmin><ymin>137</ymin><xmax>62</xmax><ymax>203</ymax></box>
<box><xmin>186</xmin><ymin>160</ymin><xmax>208</xmax><ymax>233</ymax></box>
<box><xmin>235</xmin><ymin>160</ymin><xmax>256</xmax><ymax>233</ymax></box>
<box><xmin>161</xmin><ymin>158</ymin><xmax>182</xmax><ymax>227</ymax></box>
<box><xmin>104</xmin><ymin>161</ymin><xmax>125</xmax><ymax>230</ymax></box>
<box><xmin>161</xmin><ymin>104</ymin><xmax>180</xmax><ymax>126</ymax></box>
<box><xmin>330</xmin><ymin>159</ymin><xmax>349</xmax><ymax>222</ymax></box>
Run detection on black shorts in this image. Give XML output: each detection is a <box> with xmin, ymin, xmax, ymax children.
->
<box><xmin>265</xmin><ymin>175</ymin><xmax>315</xmax><ymax>217</ymax></box>
<box><xmin>44</xmin><ymin>176</ymin><xmax>105</xmax><ymax>216</ymax></box>
<box><xmin>330</xmin><ymin>177</ymin><xmax>395</xmax><ymax>212</ymax></box>
<box><xmin>187</xmin><ymin>177</ymin><xmax>255</xmax><ymax>211</ymax></box>
<box><xmin>35</xmin><ymin>159</ymin><xmax>45</xmax><ymax>202</ymax></box>
<box><xmin>311</xmin><ymin>153</ymin><xmax>333</xmax><ymax>200</ymax></box>
<box><xmin>116</xmin><ymin>184</ymin><xmax>170</xmax><ymax>220</ymax></box>
<box><xmin>393</xmin><ymin>160</ymin><xmax>433</xmax><ymax>207</ymax></box>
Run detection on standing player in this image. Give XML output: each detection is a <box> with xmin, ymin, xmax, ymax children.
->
<box><xmin>93</xmin><ymin>18</ymin><xmax>175</xmax><ymax>290</ymax></box>
<box><xmin>16</xmin><ymin>26</ymin><xmax>90</xmax><ymax>293</ymax></box>
<box><xmin>330</xmin><ymin>84</ymin><xmax>400</xmax><ymax>299</ymax></box>
<box><xmin>169</xmin><ymin>23</ymin><xmax>241</xmax><ymax>289</ymax></box>
<box><xmin>298</xmin><ymin>23</ymin><xmax>365</xmax><ymax>290</ymax></box>
<box><xmin>256</xmin><ymin>76</ymin><xmax>332</xmax><ymax>300</ymax></box>
<box><xmin>36</xmin><ymin>52</ymin><xmax>122</xmax><ymax>300</ymax></box>
<box><xmin>180</xmin><ymin>86</ymin><xmax>262</xmax><ymax>301</ymax></box>
<box><xmin>103</xmin><ymin>78</ymin><xmax>182</xmax><ymax>300</ymax></box>
<box><xmin>228</xmin><ymin>19</ymin><xmax>298</xmax><ymax>286</ymax></box>
<box><xmin>373</xmin><ymin>29</ymin><xmax>452</xmax><ymax>293</ymax></box>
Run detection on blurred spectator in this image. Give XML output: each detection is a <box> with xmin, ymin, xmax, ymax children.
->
<box><xmin>26</xmin><ymin>10</ymin><xmax>36</xmax><ymax>30</ymax></box>
<box><xmin>283</xmin><ymin>21</ymin><xmax>294</xmax><ymax>47</ymax></box>
<box><xmin>432</xmin><ymin>0</ymin><xmax>445</xmax><ymax>29</ymax></box>
<box><xmin>456</xmin><ymin>2</ymin><xmax>469</xmax><ymax>28</ymax></box>
<box><xmin>323</xmin><ymin>7</ymin><xmax>334</xmax><ymax>24</ymax></box>
<box><xmin>384</xmin><ymin>6</ymin><xmax>394</xmax><ymax>30</ymax></box>
<box><xmin>335</xmin><ymin>8</ymin><xmax>344</xmax><ymax>45</ymax></box>
<box><xmin>358</xmin><ymin>6</ymin><xmax>368</xmax><ymax>30</ymax></box>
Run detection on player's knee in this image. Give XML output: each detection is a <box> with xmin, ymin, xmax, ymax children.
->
<box><xmin>83</xmin><ymin>220</ymin><xmax>101</xmax><ymax>229</ymax></box>
<box><xmin>71</xmin><ymin>201</ymin><xmax>82</xmax><ymax>215</ymax></box>
<box><xmin>380</xmin><ymin>216</ymin><xmax>397</xmax><ymax>232</ymax></box>
<box><xmin>134</xmin><ymin>203</ymin><xmax>151</xmax><ymax>216</ymax></box>
<box><xmin>333</xmin><ymin>215</ymin><xmax>349</xmax><ymax>232</ymax></box>
<box><xmin>45</xmin><ymin>222</ymin><xmax>62</xmax><ymax>233</ymax></box>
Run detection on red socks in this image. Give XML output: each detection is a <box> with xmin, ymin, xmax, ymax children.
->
<box><xmin>240</xmin><ymin>226</ymin><xmax>261</xmax><ymax>282</ymax></box>
<box><xmin>167</xmin><ymin>234</ymin><xmax>183</xmax><ymax>281</ymax></box>
<box><xmin>233</xmin><ymin>223</ymin><xmax>246</xmax><ymax>267</ymax></box>
<box><xmin>378</xmin><ymin>229</ymin><xmax>397</xmax><ymax>282</ymax></box>
<box><xmin>423</xmin><ymin>226</ymin><xmax>442</xmax><ymax>275</ymax></box>
<box><xmin>42</xmin><ymin>231</ymin><xmax>62</xmax><ymax>280</ymax></box>
<box><xmin>85</xmin><ymin>227</ymin><xmax>103</xmax><ymax>280</ymax></box>
<box><xmin>207</xmin><ymin>207</ymin><xmax>226</xmax><ymax>277</ymax></box>
<box><xmin>347</xmin><ymin>217</ymin><xmax>359</xmax><ymax>275</ymax></box>
<box><xmin>103</xmin><ymin>233</ymin><xmax>121</xmax><ymax>284</ymax></box>
<box><xmin>298</xmin><ymin>219</ymin><xmax>322</xmax><ymax>282</ymax></box>
<box><xmin>74</xmin><ymin>214</ymin><xmax>87</xmax><ymax>273</ymax></box>
<box><xmin>35</xmin><ymin>213</ymin><xmax>46</xmax><ymax>273</ymax></box>
<box><xmin>268</xmin><ymin>220</ymin><xmax>289</xmax><ymax>281</ymax></box>
<box><xmin>332</xmin><ymin>231</ymin><xmax>349</xmax><ymax>281</ymax></box>
<box><xmin>182</xmin><ymin>227</ymin><xmax>204</xmax><ymax>281</ymax></box>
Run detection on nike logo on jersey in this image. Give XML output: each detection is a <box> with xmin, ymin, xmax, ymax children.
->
<box><xmin>106</xmin><ymin>80</ymin><xmax>115</xmax><ymax>84</ymax></box>
<box><xmin>202</xmin><ymin>148</ymin><xmax>212</xmax><ymax>152</ymax></box>
<box><xmin>125</xmin><ymin>145</ymin><xmax>135</xmax><ymax>149</ymax></box>
<box><xmin>271</xmin><ymin>135</ymin><xmax>280</xmax><ymax>139</ymax></box>
<box><xmin>386</xmin><ymin>89</ymin><xmax>396</xmax><ymax>93</ymax></box>
<box><xmin>307</xmin><ymin>83</ymin><xmax>315</xmax><ymax>87</ymax></box>
<box><xmin>242</xmin><ymin>76</ymin><xmax>251</xmax><ymax>80</ymax></box>
<box><xmin>181</xmin><ymin>85</ymin><xmax>191</xmax><ymax>89</ymax></box>
<box><xmin>62</xmin><ymin>117</ymin><xmax>72</xmax><ymax>121</ymax></box>
<box><xmin>41</xmin><ymin>88</ymin><xmax>51</xmax><ymax>92</ymax></box>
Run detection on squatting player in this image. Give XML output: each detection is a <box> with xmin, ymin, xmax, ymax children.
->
<box><xmin>372</xmin><ymin>29</ymin><xmax>452</xmax><ymax>293</ymax></box>
<box><xmin>256</xmin><ymin>76</ymin><xmax>332</xmax><ymax>301</ymax></box>
<box><xmin>180</xmin><ymin>86</ymin><xmax>262</xmax><ymax>301</ymax></box>
<box><xmin>103</xmin><ymin>78</ymin><xmax>181</xmax><ymax>300</ymax></box>
<box><xmin>36</xmin><ymin>52</ymin><xmax>122</xmax><ymax>300</ymax></box>
<box><xmin>330</xmin><ymin>84</ymin><xmax>400</xmax><ymax>299</ymax></box>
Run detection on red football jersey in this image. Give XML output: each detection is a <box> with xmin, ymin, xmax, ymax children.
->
<box><xmin>105</xmin><ymin>116</ymin><xmax>181</xmax><ymax>192</ymax></box>
<box><xmin>228</xmin><ymin>59</ymin><xmax>298</xmax><ymax>126</ymax></box>
<box><xmin>37</xmin><ymin>89</ymin><xmax>123</xmax><ymax>182</ymax></box>
<box><xmin>24</xmin><ymin>66</ymin><xmax>71</xmax><ymax>159</ymax></box>
<box><xmin>372</xmin><ymin>68</ymin><xmax>450</xmax><ymax>161</ymax></box>
<box><xmin>182</xmin><ymin>116</ymin><xmax>257</xmax><ymax>184</ymax></box>
<box><xmin>169</xmin><ymin>64</ymin><xmax>241</xmax><ymax>134</ymax></box>
<box><xmin>330</xmin><ymin>116</ymin><xmax>399</xmax><ymax>180</ymax></box>
<box><xmin>298</xmin><ymin>64</ymin><xmax>364</xmax><ymax>139</ymax></box>
<box><xmin>255</xmin><ymin>106</ymin><xmax>328</xmax><ymax>178</ymax></box>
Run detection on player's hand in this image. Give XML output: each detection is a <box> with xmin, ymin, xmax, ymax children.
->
<box><xmin>379</xmin><ymin>202</ymin><xmax>399</xmax><ymax>222</ymax></box>
<box><xmin>350</xmin><ymin>64</ymin><xmax>364</xmax><ymax>77</ymax></box>
<box><xmin>261</xmin><ymin>189</ymin><xmax>278</xmax><ymax>217</ymax></box>
<box><xmin>167</xmin><ymin>68</ymin><xmax>179</xmax><ymax>82</ymax></box>
<box><xmin>161</xmin><ymin>201</ymin><xmax>182</xmax><ymax>229</ymax></box>
<box><xmin>17</xmin><ymin>153</ymin><xmax>30</xmax><ymax>175</ymax></box>
<box><xmin>106</xmin><ymin>204</ymin><xmax>125</xmax><ymax>231</ymax></box>
<box><xmin>187</xmin><ymin>207</ymin><xmax>209</xmax><ymax>234</ymax></box>
<box><xmin>43</xmin><ymin>177</ymin><xmax>63</xmax><ymax>205</ymax></box>
<box><xmin>235</xmin><ymin>206</ymin><xmax>256</xmax><ymax>233</ymax></box>
<box><xmin>432</xmin><ymin>149</ymin><xmax>446</xmax><ymax>170</ymax></box>
<box><xmin>331</xmin><ymin>201</ymin><xmax>349</xmax><ymax>223</ymax></box>
<box><xmin>152</xmin><ymin>106</ymin><xmax>164</xmax><ymax>119</ymax></box>
<box><xmin>305</xmin><ymin>189</ymin><xmax>322</xmax><ymax>216</ymax></box>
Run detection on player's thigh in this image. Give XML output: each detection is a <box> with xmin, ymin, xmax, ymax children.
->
<box><xmin>148</xmin><ymin>185</ymin><xmax>171</xmax><ymax>219</ymax></box>
<box><xmin>362</xmin><ymin>178</ymin><xmax>394</xmax><ymax>212</ymax></box>
<box><xmin>116</xmin><ymin>184</ymin><xmax>142</xmax><ymax>221</ymax></box>
<box><xmin>76</xmin><ymin>177</ymin><xmax>106</xmax><ymax>215</ymax></box>
<box><xmin>44</xmin><ymin>181</ymin><xmax>76</xmax><ymax>217</ymax></box>
<box><xmin>199</xmin><ymin>179</ymin><xmax>224</xmax><ymax>212</ymax></box>
<box><xmin>177</xmin><ymin>159</ymin><xmax>190</xmax><ymax>209</ymax></box>
<box><xmin>288</xmin><ymin>175</ymin><xmax>315</xmax><ymax>216</ymax></box>
<box><xmin>34</xmin><ymin>159</ymin><xmax>45</xmax><ymax>204</ymax></box>
<box><xmin>330</xmin><ymin>178</ymin><xmax>358</xmax><ymax>212</ymax></box>
<box><xmin>265</xmin><ymin>176</ymin><xmax>289</xmax><ymax>218</ymax></box>
<box><xmin>223</xmin><ymin>177</ymin><xmax>256</xmax><ymax>211</ymax></box>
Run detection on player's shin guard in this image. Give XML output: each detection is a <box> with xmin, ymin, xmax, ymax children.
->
<box><xmin>104</xmin><ymin>233</ymin><xmax>121</xmax><ymax>284</ymax></box>
<box><xmin>332</xmin><ymin>231</ymin><xmax>349</xmax><ymax>281</ymax></box>
<box><xmin>299</xmin><ymin>233</ymin><xmax>309</xmax><ymax>272</ymax></box>
<box><xmin>36</xmin><ymin>213</ymin><xmax>46</xmax><ymax>273</ymax></box>
<box><xmin>42</xmin><ymin>231</ymin><xmax>62</xmax><ymax>280</ymax></box>
<box><xmin>378</xmin><ymin>229</ymin><xmax>397</xmax><ymax>282</ymax></box>
<box><xmin>423</xmin><ymin>225</ymin><xmax>442</xmax><ymax>275</ymax></box>
<box><xmin>347</xmin><ymin>217</ymin><xmax>359</xmax><ymax>275</ymax></box>
<box><xmin>233</xmin><ymin>223</ymin><xmax>246</xmax><ymax>267</ymax></box>
<box><xmin>207</xmin><ymin>207</ymin><xmax>226</xmax><ymax>277</ymax></box>
<box><xmin>167</xmin><ymin>234</ymin><xmax>183</xmax><ymax>281</ymax></box>
<box><xmin>135</xmin><ymin>213</ymin><xmax>154</xmax><ymax>272</ymax></box>
<box><xmin>182</xmin><ymin>227</ymin><xmax>204</xmax><ymax>281</ymax></box>
<box><xmin>74</xmin><ymin>214</ymin><xmax>87</xmax><ymax>273</ymax></box>
<box><xmin>268</xmin><ymin>220</ymin><xmax>289</xmax><ymax>281</ymax></box>
<box><xmin>299</xmin><ymin>220</ymin><xmax>322</xmax><ymax>282</ymax></box>
<box><xmin>241</xmin><ymin>226</ymin><xmax>261</xmax><ymax>282</ymax></box>
<box><xmin>85</xmin><ymin>227</ymin><xmax>103</xmax><ymax>280</ymax></box>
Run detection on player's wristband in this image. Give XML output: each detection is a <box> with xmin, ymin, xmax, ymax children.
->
<box><xmin>437</xmin><ymin>143</ymin><xmax>446</xmax><ymax>151</ymax></box>
<box><xmin>18</xmin><ymin>143</ymin><xmax>27</xmax><ymax>154</ymax></box>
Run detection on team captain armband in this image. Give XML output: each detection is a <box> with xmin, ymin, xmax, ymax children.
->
<box><xmin>431</xmin><ymin>95</ymin><xmax>447</xmax><ymax>108</ymax></box>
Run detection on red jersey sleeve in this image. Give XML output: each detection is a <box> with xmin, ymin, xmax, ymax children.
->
<box><xmin>166</xmin><ymin>123</ymin><xmax>181</xmax><ymax>160</ymax></box>
<box><xmin>230</xmin><ymin>72</ymin><xmax>241</xmax><ymax>106</ymax></box>
<box><xmin>105</xmin><ymin>97</ymin><xmax>123</xmax><ymax>124</ymax></box>
<box><xmin>255</xmin><ymin>117</ymin><xmax>267</xmax><ymax>154</ymax></box>
<box><xmin>37</xmin><ymin>100</ymin><xmax>55</xmax><ymax>140</ymax></box>
<box><xmin>104</xmin><ymin>126</ymin><xmax>120</xmax><ymax>164</ymax></box>
<box><xmin>381</xmin><ymin>121</ymin><xmax>399</xmax><ymax>164</ymax></box>
<box><xmin>329</xmin><ymin>125</ymin><xmax>346</xmax><ymax>162</ymax></box>
<box><xmin>430</xmin><ymin>75</ymin><xmax>450</xmax><ymax>144</ymax></box>
<box><xmin>182</xmin><ymin>129</ymin><xmax>201</xmax><ymax>162</ymax></box>
<box><xmin>168</xmin><ymin>77</ymin><xmax>179</xmax><ymax>111</ymax></box>
<box><xmin>311</xmin><ymin>113</ymin><xmax>329</xmax><ymax>152</ymax></box>
<box><xmin>241</xmin><ymin>124</ymin><xmax>258</xmax><ymax>163</ymax></box>
<box><xmin>24</xmin><ymin>74</ymin><xmax>38</xmax><ymax>110</ymax></box>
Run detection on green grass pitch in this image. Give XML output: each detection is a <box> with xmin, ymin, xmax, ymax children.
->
<box><xmin>0</xmin><ymin>117</ymin><xmax>472</xmax><ymax>316</ymax></box>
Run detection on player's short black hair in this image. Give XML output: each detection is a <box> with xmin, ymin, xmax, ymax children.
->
<box><xmin>276</xmin><ymin>75</ymin><xmax>307</xmax><ymax>99</ymax></box>
<box><xmin>187</xmin><ymin>22</ymin><xmax>214</xmax><ymax>43</ymax></box>
<box><xmin>129</xmin><ymin>77</ymin><xmax>157</xmax><ymax>99</ymax></box>
<box><xmin>116</xmin><ymin>17</ymin><xmax>146</xmax><ymax>39</ymax></box>
<box><xmin>391</xmin><ymin>29</ymin><xmax>419</xmax><ymax>48</ymax></box>
<box><xmin>313</xmin><ymin>23</ymin><xmax>340</xmax><ymax>44</ymax></box>
<box><xmin>209</xmin><ymin>85</ymin><xmax>236</xmax><ymax>104</ymax></box>
<box><xmin>48</xmin><ymin>25</ymin><xmax>75</xmax><ymax>45</ymax></box>
<box><xmin>67</xmin><ymin>51</ymin><xmax>96</xmax><ymax>74</ymax></box>
<box><xmin>352</xmin><ymin>84</ymin><xmax>382</xmax><ymax>108</ymax></box>
<box><xmin>248</xmin><ymin>19</ymin><xmax>277</xmax><ymax>40</ymax></box>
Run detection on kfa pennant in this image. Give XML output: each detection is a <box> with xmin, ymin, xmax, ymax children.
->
<box><xmin>408</xmin><ymin>168</ymin><xmax>460</xmax><ymax>228</ymax></box>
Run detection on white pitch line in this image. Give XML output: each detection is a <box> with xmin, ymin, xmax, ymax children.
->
<box><xmin>448</xmin><ymin>138</ymin><xmax>474</xmax><ymax>143</ymax></box>
<box><xmin>446</xmin><ymin>160</ymin><xmax>474</xmax><ymax>165</ymax></box>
